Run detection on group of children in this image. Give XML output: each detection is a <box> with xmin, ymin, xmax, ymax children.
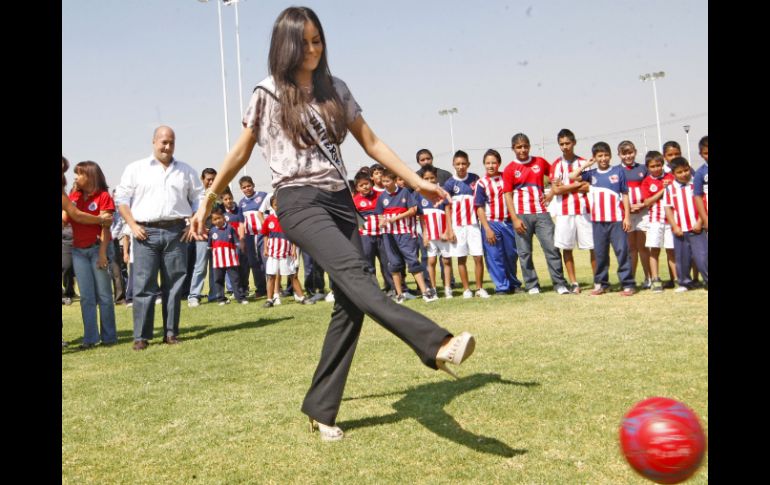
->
<box><xmin>349</xmin><ymin>131</ymin><xmax>708</xmax><ymax>301</ymax></box>
<box><xmin>64</xmin><ymin>131</ymin><xmax>708</xmax><ymax>348</ymax></box>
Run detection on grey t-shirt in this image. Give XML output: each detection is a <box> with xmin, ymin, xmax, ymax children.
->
<box><xmin>243</xmin><ymin>76</ymin><xmax>362</xmax><ymax>193</ymax></box>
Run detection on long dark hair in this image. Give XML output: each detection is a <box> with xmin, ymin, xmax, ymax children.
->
<box><xmin>72</xmin><ymin>161</ymin><xmax>109</xmax><ymax>195</ymax></box>
<box><xmin>268</xmin><ymin>7</ymin><xmax>348</xmax><ymax>150</ymax></box>
<box><xmin>62</xmin><ymin>156</ymin><xmax>69</xmax><ymax>189</ymax></box>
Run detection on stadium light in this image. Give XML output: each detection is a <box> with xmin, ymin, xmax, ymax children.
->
<box><xmin>438</xmin><ymin>107</ymin><xmax>459</xmax><ymax>155</ymax></box>
<box><xmin>683</xmin><ymin>124</ymin><xmax>692</xmax><ymax>163</ymax></box>
<box><xmin>639</xmin><ymin>71</ymin><xmax>665</xmax><ymax>150</ymax></box>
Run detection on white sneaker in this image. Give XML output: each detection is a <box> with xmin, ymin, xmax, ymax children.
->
<box><xmin>155</xmin><ymin>297</ymin><xmax>162</xmax><ymax>305</ymax></box>
<box><xmin>273</xmin><ymin>297</ymin><xmax>282</xmax><ymax>306</ymax></box>
<box><xmin>240</xmin><ymin>300</ymin><xmax>249</xmax><ymax>305</ymax></box>
<box><xmin>325</xmin><ymin>292</ymin><xmax>335</xmax><ymax>303</ymax></box>
<box><xmin>126</xmin><ymin>302</ymin><xmax>133</xmax><ymax>308</ymax></box>
<box><xmin>462</xmin><ymin>289</ymin><xmax>473</xmax><ymax>299</ymax></box>
<box><xmin>475</xmin><ymin>288</ymin><xmax>490</xmax><ymax>298</ymax></box>
<box><xmin>674</xmin><ymin>286</ymin><xmax>689</xmax><ymax>293</ymax></box>
<box><xmin>187</xmin><ymin>298</ymin><xmax>200</xmax><ymax>308</ymax></box>
<box><xmin>444</xmin><ymin>287</ymin><xmax>453</xmax><ymax>299</ymax></box>
<box><xmin>294</xmin><ymin>293</ymin><xmax>304</xmax><ymax>302</ymax></box>
<box><xmin>555</xmin><ymin>285</ymin><xmax>571</xmax><ymax>295</ymax></box>
<box><xmin>423</xmin><ymin>290</ymin><xmax>439</xmax><ymax>302</ymax></box>
<box><xmin>527</xmin><ymin>287</ymin><xmax>540</xmax><ymax>295</ymax></box>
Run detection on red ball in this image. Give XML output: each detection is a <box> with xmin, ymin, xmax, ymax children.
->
<box><xmin>619</xmin><ymin>397</ymin><xmax>706</xmax><ymax>484</ymax></box>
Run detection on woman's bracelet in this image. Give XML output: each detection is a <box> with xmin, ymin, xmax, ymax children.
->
<box><xmin>204</xmin><ymin>189</ymin><xmax>218</xmax><ymax>204</ymax></box>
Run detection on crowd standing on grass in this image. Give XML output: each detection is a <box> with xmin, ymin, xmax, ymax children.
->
<box><xmin>63</xmin><ymin>131</ymin><xmax>708</xmax><ymax>344</ymax></box>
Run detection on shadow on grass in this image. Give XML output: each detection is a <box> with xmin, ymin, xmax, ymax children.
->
<box><xmin>339</xmin><ymin>373</ymin><xmax>539</xmax><ymax>457</ymax></box>
<box><xmin>183</xmin><ymin>317</ymin><xmax>292</xmax><ymax>341</ymax></box>
<box><xmin>62</xmin><ymin>318</ymin><xmax>291</xmax><ymax>353</ymax></box>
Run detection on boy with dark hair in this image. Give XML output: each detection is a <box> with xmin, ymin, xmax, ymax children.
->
<box><xmin>444</xmin><ymin>150</ymin><xmax>488</xmax><ymax>298</ymax></box>
<box><xmin>503</xmin><ymin>133</ymin><xmax>571</xmax><ymax>295</ymax></box>
<box><xmin>568</xmin><ymin>142</ymin><xmax>635</xmax><ymax>296</ymax></box>
<box><xmin>375</xmin><ymin>169</ymin><xmax>438</xmax><ymax>303</ymax></box>
<box><xmin>238</xmin><ymin>176</ymin><xmax>269</xmax><ymax>298</ymax></box>
<box><xmin>664</xmin><ymin>157</ymin><xmax>708</xmax><ymax>291</ymax></box>
<box><xmin>352</xmin><ymin>170</ymin><xmax>396</xmax><ymax>295</ymax></box>
<box><xmin>209</xmin><ymin>207</ymin><xmax>247</xmax><ymax>305</ymax></box>
<box><xmin>369</xmin><ymin>163</ymin><xmax>386</xmax><ymax>193</ymax></box>
<box><xmin>549</xmin><ymin>128</ymin><xmax>595</xmax><ymax>293</ymax></box>
<box><xmin>640</xmin><ymin>150</ymin><xmax>676</xmax><ymax>293</ymax></box>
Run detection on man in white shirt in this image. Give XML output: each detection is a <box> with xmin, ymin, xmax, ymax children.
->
<box><xmin>115</xmin><ymin>126</ymin><xmax>203</xmax><ymax>350</ymax></box>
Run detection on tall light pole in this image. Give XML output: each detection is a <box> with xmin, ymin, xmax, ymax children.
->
<box><xmin>225</xmin><ymin>0</ymin><xmax>246</xmax><ymax>181</ymax></box>
<box><xmin>683</xmin><ymin>124</ymin><xmax>692</xmax><ymax>163</ymax></box>
<box><xmin>199</xmin><ymin>0</ymin><xmax>231</xmax><ymax>154</ymax></box>
<box><xmin>438</xmin><ymin>107</ymin><xmax>458</xmax><ymax>155</ymax></box>
<box><xmin>639</xmin><ymin>71</ymin><xmax>665</xmax><ymax>150</ymax></box>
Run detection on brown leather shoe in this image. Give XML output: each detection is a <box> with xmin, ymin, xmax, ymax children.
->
<box><xmin>163</xmin><ymin>336</ymin><xmax>180</xmax><ymax>345</ymax></box>
<box><xmin>132</xmin><ymin>340</ymin><xmax>149</xmax><ymax>351</ymax></box>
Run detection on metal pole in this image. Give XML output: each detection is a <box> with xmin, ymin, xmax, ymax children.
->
<box><xmin>448</xmin><ymin>113</ymin><xmax>455</xmax><ymax>155</ymax></box>
<box><xmin>683</xmin><ymin>125</ymin><xmax>692</xmax><ymax>162</ymax></box>
<box><xmin>652</xmin><ymin>79</ymin><xmax>662</xmax><ymax>150</ymax></box>
<box><xmin>216</xmin><ymin>0</ymin><xmax>230</xmax><ymax>152</ymax></box>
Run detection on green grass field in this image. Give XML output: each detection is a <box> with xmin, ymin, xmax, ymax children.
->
<box><xmin>62</xmin><ymin>244</ymin><xmax>708</xmax><ymax>484</ymax></box>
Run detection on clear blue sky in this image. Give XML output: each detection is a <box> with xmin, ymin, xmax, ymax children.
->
<box><xmin>62</xmin><ymin>0</ymin><xmax>708</xmax><ymax>192</ymax></box>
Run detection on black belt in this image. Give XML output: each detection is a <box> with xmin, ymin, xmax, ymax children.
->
<box><xmin>137</xmin><ymin>219</ymin><xmax>186</xmax><ymax>229</ymax></box>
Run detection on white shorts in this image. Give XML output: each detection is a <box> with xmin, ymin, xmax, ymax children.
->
<box><xmin>449</xmin><ymin>224</ymin><xmax>483</xmax><ymax>257</ymax></box>
<box><xmin>427</xmin><ymin>239</ymin><xmax>451</xmax><ymax>258</ymax></box>
<box><xmin>628</xmin><ymin>211</ymin><xmax>649</xmax><ymax>232</ymax></box>
<box><xmin>645</xmin><ymin>221</ymin><xmax>674</xmax><ymax>249</ymax></box>
<box><xmin>554</xmin><ymin>214</ymin><xmax>594</xmax><ymax>250</ymax></box>
<box><xmin>265</xmin><ymin>256</ymin><xmax>297</xmax><ymax>276</ymax></box>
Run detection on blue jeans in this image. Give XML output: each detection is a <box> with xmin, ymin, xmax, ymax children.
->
<box><xmin>674</xmin><ymin>231</ymin><xmax>708</xmax><ymax>287</ymax></box>
<box><xmin>132</xmin><ymin>223</ymin><xmax>187</xmax><ymax>341</ymax></box>
<box><xmin>188</xmin><ymin>240</ymin><xmax>210</xmax><ymax>301</ymax></box>
<box><xmin>72</xmin><ymin>244</ymin><xmax>117</xmax><ymax>344</ymax></box>
<box><xmin>592</xmin><ymin>221</ymin><xmax>635</xmax><ymax>289</ymax></box>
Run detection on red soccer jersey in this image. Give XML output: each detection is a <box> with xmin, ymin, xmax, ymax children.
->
<box><xmin>502</xmin><ymin>157</ymin><xmax>550</xmax><ymax>215</ymax></box>
<box><xmin>641</xmin><ymin>173</ymin><xmax>675</xmax><ymax>223</ymax></box>
<box><xmin>474</xmin><ymin>174</ymin><xmax>509</xmax><ymax>222</ymax></box>
<box><xmin>68</xmin><ymin>190</ymin><xmax>115</xmax><ymax>248</ymax></box>
<box><xmin>209</xmin><ymin>224</ymin><xmax>240</xmax><ymax>268</ymax></box>
<box><xmin>261</xmin><ymin>214</ymin><xmax>293</xmax><ymax>258</ymax></box>
<box><xmin>664</xmin><ymin>180</ymin><xmax>700</xmax><ymax>232</ymax></box>
<box><xmin>550</xmin><ymin>156</ymin><xmax>590</xmax><ymax>215</ymax></box>
<box><xmin>353</xmin><ymin>191</ymin><xmax>381</xmax><ymax>236</ymax></box>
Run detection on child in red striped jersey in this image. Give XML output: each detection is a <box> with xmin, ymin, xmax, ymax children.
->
<box><xmin>503</xmin><ymin>134</ymin><xmax>570</xmax><ymax>295</ymax></box>
<box><xmin>664</xmin><ymin>157</ymin><xmax>708</xmax><ymax>291</ymax></box>
<box><xmin>617</xmin><ymin>140</ymin><xmax>652</xmax><ymax>289</ymax></box>
<box><xmin>261</xmin><ymin>196</ymin><xmax>313</xmax><ymax>307</ymax></box>
<box><xmin>417</xmin><ymin>166</ymin><xmax>452</xmax><ymax>297</ymax></box>
<box><xmin>444</xmin><ymin>151</ymin><xmax>487</xmax><ymax>298</ymax></box>
<box><xmin>209</xmin><ymin>208</ymin><xmax>247</xmax><ymax>305</ymax></box>
<box><xmin>549</xmin><ymin>129</ymin><xmax>595</xmax><ymax>293</ymax></box>
<box><xmin>376</xmin><ymin>170</ymin><xmax>437</xmax><ymax>303</ymax></box>
<box><xmin>640</xmin><ymin>151</ymin><xmax>677</xmax><ymax>293</ymax></box>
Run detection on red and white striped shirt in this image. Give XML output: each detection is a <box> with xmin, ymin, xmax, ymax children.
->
<box><xmin>260</xmin><ymin>214</ymin><xmax>294</xmax><ymax>258</ymax></box>
<box><xmin>588</xmin><ymin>188</ymin><xmax>624</xmax><ymax>222</ymax></box>
<box><xmin>550</xmin><ymin>156</ymin><xmax>589</xmax><ymax>215</ymax></box>
<box><xmin>353</xmin><ymin>191</ymin><xmax>380</xmax><ymax>236</ymax></box>
<box><xmin>641</xmin><ymin>173</ymin><xmax>675</xmax><ymax>223</ymax></box>
<box><xmin>664</xmin><ymin>180</ymin><xmax>700</xmax><ymax>232</ymax></box>
<box><xmin>209</xmin><ymin>224</ymin><xmax>240</xmax><ymax>269</ymax></box>
<box><xmin>502</xmin><ymin>157</ymin><xmax>550</xmax><ymax>215</ymax></box>
<box><xmin>444</xmin><ymin>174</ymin><xmax>480</xmax><ymax>227</ymax></box>
<box><xmin>421</xmin><ymin>207</ymin><xmax>447</xmax><ymax>240</ymax></box>
<box><xmin>474</xmin><ymin>174</ymin><xmax>509</xmax><ymax>222</ymax></box>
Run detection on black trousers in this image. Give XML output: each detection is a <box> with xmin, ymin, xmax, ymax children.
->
<box><xmin>277</xmin><ymin>186</ymin><xmax>452</xmax><ymax>426</ymax></box>
<box><xmin>212</xmin><ymin>266</ymin><xmax>244</xmax><ymax>302</ymax></box>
